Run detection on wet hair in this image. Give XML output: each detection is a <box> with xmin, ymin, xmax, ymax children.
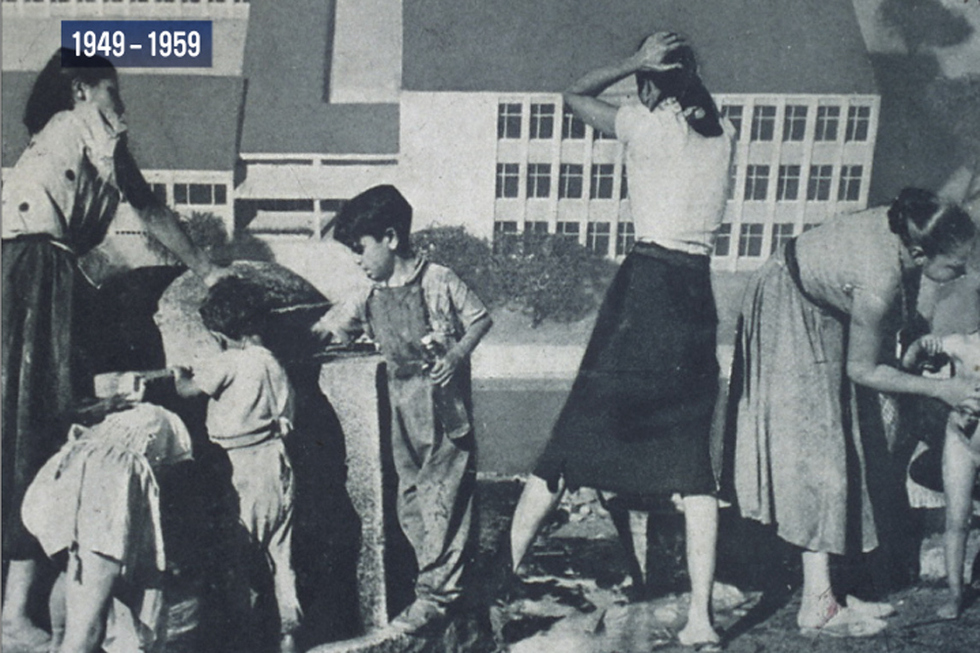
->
<box><xmin>333</xmin><ymin>185</ymin><xmax>413</xmax><ymax>256</ymax></box>
<box><xmin>635</xmin><ymin>41</ymin><xmax>723</xmax><ymax>138</ymax></box>
<box><xmin>887</xmin><ymin>187</ymin><xmax>976</xmax><ymax>258</ymax></box>
<box><xmin>24</xmin><ymin>48</ymin><xmax>117</xmax><ymax>136</ymax></box>
<box><xmin>199</xmin><ymin>277</ymin><xmax>269</xmax><ymax>342</ymax></box>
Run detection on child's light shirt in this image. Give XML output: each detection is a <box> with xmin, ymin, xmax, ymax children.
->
<box><xmin>195</xmin><ymin>343</ymin><xmax>295</xmax><ymax>449</ymax></box>
<box><xmin>324</xmin><ymin>258</ymin><xmax>489</xmax><ymax>346</ymax></box>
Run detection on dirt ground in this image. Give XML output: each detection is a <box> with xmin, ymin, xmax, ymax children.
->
<box><xmin>476</xmin><ymin>479</ymin><xmax>980</xmax><ymax>653</ymax></box>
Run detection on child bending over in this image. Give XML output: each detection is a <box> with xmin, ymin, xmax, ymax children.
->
<box><xmin>22</xmin><ymin>399</ymin><xmax>194</xmax><ymax>653</ymax></box>
<box><xmin>903</xmin><ymin>329</ymin><xmax>980</xmax><ymax>619</ymax></box>
<box><xmin>317</xmin><ymin>185</ymin><xmax>492</xmax><ymax>633</ymax></box>
<box><xmin>175</xmin><ymin>277</ymin><xmax>301</xmax><ymax>652</ymax></box>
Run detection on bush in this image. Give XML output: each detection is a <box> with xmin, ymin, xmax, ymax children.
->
<box><xmin>145</xmin><ymin>211</ymin><xmax>273</xmax><ymax>265</ymax></box>
<box><xmin>413</xmin><ymin>226</ymin><xmax>617</xmax><ymax>327</ymax></box>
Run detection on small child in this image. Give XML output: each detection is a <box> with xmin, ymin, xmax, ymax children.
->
<box><xmin>903</xmin><ymin>329</ymin><xmax>980</xmax><ymax>619</ymax></box>
<box><xmin>318</xmin><ymin>185</ymin><xmax>492</xmax><ymax>633</ymax></box>
<box><xmin>175</xmin><ymin>277</ymin><xmax>301</xmax><ymax>652</ymax></box>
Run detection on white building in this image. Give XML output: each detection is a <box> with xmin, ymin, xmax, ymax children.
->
<box><xmin>2</xmin><ymin>0</ymin><xmax>879</xmax><ymax>272</ymax></box>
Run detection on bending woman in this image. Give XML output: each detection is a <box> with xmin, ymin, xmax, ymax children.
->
<box><xmin>1</xmin><ymin>49</ymin><xmax>218</xmax><ymax>649</ymax></box>
<box><xmin>728</xmin><ymin>188</ymin><xmax>980</xmax><ymax>632</ymax></box>
<box><xmin>508</xmin><ymin>32</ymin><xmax>734</xmax><ymax>647</ymax></box>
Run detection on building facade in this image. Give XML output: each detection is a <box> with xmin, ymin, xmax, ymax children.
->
<box><xmin>2</xmin><ymin>0</ymin><xmax>880</xmax><ymax>272</ymax></box>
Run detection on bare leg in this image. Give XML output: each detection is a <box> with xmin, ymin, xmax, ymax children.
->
<box><xmin>2</xmin><ymin>559</ymin><xmax>50</xmax><ymax>647</ymax></box>
<box><xmin>678</xmin><ymin>495</ymin><xmax>720</xmax><ymax>646</ymax></box>
<box><xmin>509</xmin><ymin>475</ymin><xmax>565</xmax><ymax>572</ymax></box>
<box><xmin>939</xmin><ymin>427</ymin><xmax>977</xmax><ymax>620</ymax></box>
<box><xmin>48</xmin><ymin>573</ymin><xmax>66</xmax><ymax>653</ymax></box>
<box><xmin>628</xmin><ymin>511</ymin><xmax>650</xmax><ymax>588</ymax></box>
<box><xmin>798</xmin><ymin>550</ymin><xmax>840</xmax><ymax>629</ymax></box>
<box><xmin>60</xmin><ymin>551</ymin><xmax>120</xmax><ymax>653</ymax></box>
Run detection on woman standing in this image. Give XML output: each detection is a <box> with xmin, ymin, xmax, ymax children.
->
<box><xmin>728</xmin><ymin>188</ymin><xmax>980</xmax><ymax>632</ymax></box>
<box><xmin>1</xmin><ymin>49</ymin><xmax>218</xmax><ymax>649</ymax></box>
<box><xmin>508</xmin><ymin>32</ymin><xmax>734</xmax><ymax>647</ymax></box>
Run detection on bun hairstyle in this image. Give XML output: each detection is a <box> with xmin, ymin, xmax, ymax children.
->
<box><xmin>887</xmin><ymin>187</ymin><xmax>976</xmax><ymax>258</ymax></box>
<box><xmin>635</xmin><ymin>41</ymin><xmax>722</xmax><ymax>138</ymax></box>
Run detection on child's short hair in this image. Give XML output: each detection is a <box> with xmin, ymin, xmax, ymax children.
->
<box><xmin>199</xmin><ymin>277</ymin><xmax>268</xmax><ymax>341</ymax></box>
<box><xmin>333</xmin><ymin>185</ymin><xmax>413</xmax><ymax>256</ymax></box>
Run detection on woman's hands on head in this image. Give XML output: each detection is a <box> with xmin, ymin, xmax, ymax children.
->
<box><xmin>631</xmin><ymin>32</ymin><xmax>687</xmax><ymax>73</ymax></box>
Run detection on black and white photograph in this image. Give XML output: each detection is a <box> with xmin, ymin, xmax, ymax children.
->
<box><xmin>3</xmin><ymin>1</ymin><xmax>980</xmax><ymax>652</ymax></box>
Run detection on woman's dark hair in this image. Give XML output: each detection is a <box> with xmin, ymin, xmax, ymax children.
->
<box><xmin>199</xmin><ymin>277</ymin><xmax>269</xmax><ymax>342</ymax></box>
<box><xmin>635</xmin><ymin>42</ymin><xmax>723</xmax><ymax>138</ymax></box>
<box><xmin>887</xmin><ymin>187</ymin><xmax>976</xmax><ymax>257</ymax></box>
<box><xmin>24</xmin><ymin>48</ymin><xmax>117</xmax><ymax>136</ymax></box>
<box><xmin>333</xmin><ymin>184</ymin><xmax>413</xmax><ymax>256</ymax></box>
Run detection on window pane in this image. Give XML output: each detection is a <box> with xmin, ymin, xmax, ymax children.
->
<box><xmin>496</xmin><ymin>163</ymin><xmax>520</xmax><ymax>198</ymax></box>
<box><xmin>497</xmin><ymin>103</ymin><xmax>522</xmax><ymax>139</ymax></box>
<box><xmin>173</xmin><ymin>183</ymin><xmax>188</xmax><ymax>204</ymax></box>
<box><xmin>807</xmin><ymin>165</ymin><xmax>833</xmax><ymax>201</ymax></box>
<box><xmin>530</xmin><ymin>103</ymin><xmax>555</xmax><ymax>139</ymax></box>
<box><xmin>616</xmin><ymin>221</ymin><xmax>635</xmax><ymax>256</ymax></box>
<box><xmin>590</xmin><ymin>164</ymin><xmax>614</xmax><ymax>199</ymax></box>
<box><xmin>527</xmin><ymin>163</ymin><xmax>551</xmax><ymax>198</ymax></box>
<box><xmin>815</xmin><ymin>106</ymin><xmax>840</xmax><ymax>141</ymax></box>
<box><xmin>559</xmin><ymin>164</ymin><xmax>583</xmax><ymax>199</ymax></box>
<box><xmin>214</xmin><ymin>184</ymin><xmax>227</xmax><ymax>205</ymax></box>
<box><xmin>556</xmin><ymin>221</ymin><xmax>580</xmax><ymax>243</ymax></box>
<box><xmin>777</xmin><ymin>165</ymin><xmax>800</xmax><ymax>201</ymax></box>
<box><xmin>782</xmin><ymin>105</ymin><xmax>808</xmax><ymax>141</ymax></box>
<box><xmin>744</xmin><ymin>165</ymin><xmax>770</xmax><ymax>201</ymax></box>
<box><xmin>562</xmin><ymin>108</ymin><xmax>585</xmax><ymax>139</ymax></box>
<box><xmin>738</xmin><ymin>223</ymin><xmax>764</xmax><ymax>257</ymax></box>
<box><xmin>189</xmin><ymin>183</ymin><xmax>213</xmax><ymax>204</ymax></box>
<box><xmin>751</xmin><ymin>106</ymin><xmax>776</xmax><ymax>141</ymax></box>
<box><xmin>720</xmin><ymin>105</ymin><xmax>743</xmax><ymax>140</ymax></box>
<box><xmin>770</xmin><ymin>223</ymin><xmax>795</xmax><ymax>254</ymax></box>
<box><xmin>586</xmin><ymin>222</ymin><xmax>610</xmax><ymax>256</ymax></box>
<box><xmin>714</xmin><ymin>223</ymin><xmax>732</xmax><ymax>257</ymax></box>
<box><xmin>151</xmin><ymin>183</ymin><xmax>167</xmax><ymax>203</ymax></box>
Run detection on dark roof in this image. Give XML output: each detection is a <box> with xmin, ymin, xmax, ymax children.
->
<box><xmin>2</xmin><ymin>73</ymin><xmax>243</xmax><ymax>170</ymax></box>
<box><xmin>403</xmin><ymin>0</ymin><xmax>877</xmax><ymax>95</ymax></box>
<box><xmin>238</xmin><ymin>0</ymin><xmax>399</xmax><ymax>155</ymax></box>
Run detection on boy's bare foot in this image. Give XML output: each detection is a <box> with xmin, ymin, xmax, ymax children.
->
<box><xmin>937</xmin><ymin>594</ymin><xmax>962</xmax><ymax>620</ymax></box>
<box><xmin>678</xmin><ymin>620</ymin><xmax>721</xmax><ymax>649</ymax></box>
<box><xmin>797</xmin><ymin>589</ymin><xmax>841</xmax><ymax>630</ymax></box>
<box><xmin>279</xmin><ymin>632</ymin><xmax>298</xmax><ymax>653</ymax></box>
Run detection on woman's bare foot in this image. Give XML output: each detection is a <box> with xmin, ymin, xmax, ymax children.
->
<box><xmin>937</xmin><ymin>593</ymin><xmax>962</xmax><ymax>620</ymax></box>
<box><xmin>797</xmin><ymin>589</ymin><xmax>841</xmax><ymax>630</ymax></box>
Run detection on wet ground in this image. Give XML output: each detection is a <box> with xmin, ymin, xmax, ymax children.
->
<box><xmin>475</xmin><ymin>479</ymin><xmax>980</xmax><ymax>653</ymax></box>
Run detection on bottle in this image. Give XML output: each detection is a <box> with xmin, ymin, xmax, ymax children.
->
<box><xmin>420</xmin><ymin>334</ymin><xmax>471</xmax><ymax>440</ymax></box>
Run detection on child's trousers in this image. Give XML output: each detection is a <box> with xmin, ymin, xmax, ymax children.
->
<box><xmin>226</xmin><ymin>438</ymin><xmax>301</xmax><ymax>634</ymax></box>
<box><xmin>389</xmin><ymin>373</ymin><xmax>475</xmax><ymax>608</ymax></box>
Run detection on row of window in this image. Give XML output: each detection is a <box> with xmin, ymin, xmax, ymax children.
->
<box><xmin>739</xmin><ymin>164</ymin><xmax>863</xmax><ymax>202</ymax></box>
<box><xmin>496</xmin><ymin>163</ymin><xmax>627</xmax><ymax>200</ymax></box>
<box><xmin>150</xmin><ymin>182</ymin><xmax>227</xmax><ymax>206</ymax></box>
<box><xmin>714</xmin><ymin>222</ymin><xmax>817</xmax><ymax>258</ymax></box>
<box><xmin>493</xmin><ymin>220</ymin><xmax>820</xmax><ymax>260</ymax></box>
<box><xmin>493</xmin><ymin>220</ymin><xmax>636</xmax><ymax>257</ymax></box>
<box><xmin>498</xmin><ymin>102</ymin><xmax>871</xmax><ymax>144</ymax></box>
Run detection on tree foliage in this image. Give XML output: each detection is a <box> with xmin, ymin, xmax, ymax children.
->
<box><xmin>413</xmin><ymin>226</ymin><xmax>617</xmax><ymax>327</ymax></box>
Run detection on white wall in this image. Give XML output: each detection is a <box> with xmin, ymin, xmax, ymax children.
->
<box><xmin>400</xmin><ymin>92</ymin><xmax>499</xmax><ymax>240</ymax></box>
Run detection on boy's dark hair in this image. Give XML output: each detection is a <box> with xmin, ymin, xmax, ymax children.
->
<box><xmin>26</xmin><ymin>48</ymin><xmax>117</xmax><ymax>136</ymax></box>
<box><xmin>333</xmin><ymin>185</ymin><xmax>413</xmax><ymax>256</ymax></box>
<box><xmin>199</xmin><ymin>277</ymin><xmax>269</xmax><ymax>341</ymax></box>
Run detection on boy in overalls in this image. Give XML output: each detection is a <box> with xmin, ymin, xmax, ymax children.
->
<box><xmin>320</xmin><ymin>185</ymin><xmax>492</xmax><ymax>633</ymax></box>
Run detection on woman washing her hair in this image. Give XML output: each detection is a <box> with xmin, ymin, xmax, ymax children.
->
<box><xmin>727</xmin><ymin>188</ymin><xmax>980</xmax><ymax>634</ymax></box>
<box><xmin>1</xmin><ymin>49</ymin><xmax>220</xmax><ymax>650</ymax></box>
<box><xmin>507</xmin><ymin>32</ymin><xmax>735</xmax><ymax>648</ymax></box>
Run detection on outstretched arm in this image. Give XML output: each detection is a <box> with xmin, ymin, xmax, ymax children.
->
<box><xmin>115</xmin><ymin>142</ymin><xmax>221</xmax><ymax>285</ymax></box>
<box><xmin>848</xmin><ymin>292</ymin><xmax>978</xmax><ymax>408</ymax></box>
<box><xmin>563</xmin><ymin>31</ymin><xmax>686</xmax><ymax>136</ymax></box>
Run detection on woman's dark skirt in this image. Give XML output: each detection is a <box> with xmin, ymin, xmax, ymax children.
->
<box><xmin>533</xmin><ymin>242</ymin><xmax>719</xmax><ymax>496</ymax></box>
<box><xmin>2</xmin><ymin>236</ymin><xmax>90</xmax><ymax>559</ymax></box>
